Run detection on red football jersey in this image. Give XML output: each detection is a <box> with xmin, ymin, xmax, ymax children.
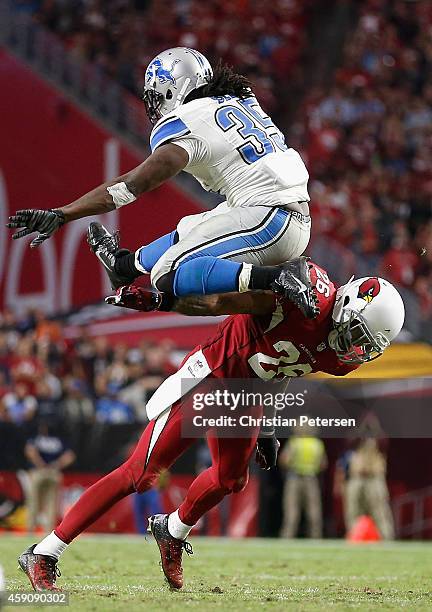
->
<box><xmin>199</xmin><ymin>262</ymin><xmax>358</xmax><ymax>379</ymax></box>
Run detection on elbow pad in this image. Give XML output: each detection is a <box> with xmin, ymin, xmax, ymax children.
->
<box><xmin>107</xmin><ymin>182</ymin><xmax>137</xmax><ymax>209</ymax></box>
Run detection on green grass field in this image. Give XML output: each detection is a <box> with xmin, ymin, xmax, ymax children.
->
<box><xmin>1</xmin><ymin>535</ymin><xmax>432</xmax><ymax>611</ymax></box>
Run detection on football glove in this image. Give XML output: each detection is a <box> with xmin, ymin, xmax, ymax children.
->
<box><xmin>255</xmin><ymin>433</ymin><xmax>280</xmax><ymax>470</ymax></box>
<box><xmin>271</xmin><ymin>256</ymin><xmax>320</xmax><ymax>319</ymax></box>
<box><xmin>105</xmin><ymin>285</ymin><xmax>163</xmax><ymax>312</ymax></box>
<box><xmin>7</xmin><ymin>209</ymin><xmax>65</xmax><ymax>248</ymax></box>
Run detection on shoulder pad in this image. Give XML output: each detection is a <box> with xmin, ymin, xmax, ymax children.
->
<box><xmin>150</xmin><ymin>113</ymin><xmax>191</xmax><ymax>152</ymax></box>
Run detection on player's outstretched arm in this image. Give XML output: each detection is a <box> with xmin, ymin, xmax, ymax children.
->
<box><xmin>173</xmin><ymin>291</ymin><xmax>275</xmax><ymax>316</ymax></box>
<box><xmin>105</xmin><ymin>286</ymin><xmax>276</xmax><ymax>316</ymax></box>
<box><xmin>58</xmin><ymin>144</ymin><xmax>189</xmax><ymax>222</ymax></box>
<box><xmin>7</xmin><ymin>144</ymin><xmax>188</xmax><ymax>247</ymax></box>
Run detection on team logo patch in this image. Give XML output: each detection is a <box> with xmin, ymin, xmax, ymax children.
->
<box><xmin>146</xmin><ymin>58</ymin><xmax>180</xmax><ymax>86</ymax></box>
<box><xmin>187</xmin><ymin>358</ymin><xmax>205</xmax><ymax>378</ymax></box>
<box><xmin>357</xmin><ymin>278</ymin><xmax>381</xmax><ymax>303</ymax></box>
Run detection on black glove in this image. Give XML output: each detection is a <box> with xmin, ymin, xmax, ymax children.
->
<box><xmin>255</xmin><ymin>433</ymin><xmax>281</xmax><ymax>470</ymax></box>
<box><xmin>7</xmin><ymin>209</ymin><xmax>65</xmax><ymax>248</ymax></box>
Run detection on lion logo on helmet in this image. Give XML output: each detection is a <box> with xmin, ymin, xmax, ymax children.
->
<box><xmin>146</xmin><ymin>58</ymin><xmax>180</xmax><ymax>86</ymax></box>
<box><xmin>357</xmin><ymin>278</ymin><xmax>381</xmax><ymax>303</ymax></box>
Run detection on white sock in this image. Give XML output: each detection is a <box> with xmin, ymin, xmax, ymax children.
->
<box><xmin>33</xmin><ymin>531</ymin><xmax>68</xmax><ymax>560</ymax></box>
<box><xmin>238</xmin><ymin>263</ymin><xmax>253</xmax><ymax>293</ymax></box>
<box><xmin>167</xmin><ymin>510</ymin><xmax>193</xmax><ymax>541</ymax></box>
<box><xmin>134</xmin><ymin>248</ymin><xmax>149</xmax><ymax>274</ymax></box>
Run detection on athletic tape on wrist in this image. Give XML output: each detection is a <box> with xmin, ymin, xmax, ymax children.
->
<box><xmin>107</xmin><ymin>182</ymin><xmax>137</xmax><ymax>209</ymax></box>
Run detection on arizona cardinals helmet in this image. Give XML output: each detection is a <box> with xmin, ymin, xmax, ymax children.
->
<box><xmin>329</xmin><ymin>276</ymin><xmax>405</xmax><ymax>365</ymax></box>
<box><xmin>143</xmin><ymin>47</ymin><xmax>213</xmax><ymax>124</ymax></box>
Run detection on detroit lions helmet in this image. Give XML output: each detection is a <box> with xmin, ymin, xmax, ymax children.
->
<box><xmin>329</xmin><ymin>276</ymin><xmax>405</xmax><ymax>365</ymax></box>
<box><xmin>143</xmin><ymin>47</ymin><xmax>213</xmax><ymax>124</ymax></box>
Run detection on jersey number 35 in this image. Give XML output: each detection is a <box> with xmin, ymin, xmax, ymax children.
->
<box><xmin>215</xmin><ymin>98</ymin><xmax>287</xmax><ymax>164</ymax></box>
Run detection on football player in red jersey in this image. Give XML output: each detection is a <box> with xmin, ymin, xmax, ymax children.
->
<box><xmin>18</xmin><ymin>261</ymin><xmax>405</xmax><ymax>592</ymax></box>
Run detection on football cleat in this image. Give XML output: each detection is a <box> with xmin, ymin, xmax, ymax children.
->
<box><xmin>271</xmin><ymin>256</ymin><xmax>320</xmax><ymax>319</ymax></box>
<box><xmin>18</xmin><ymin>545</ymin><xmax>61</xmax><ymax>592</ymax></box>
<box><xmin>148</xmin><ymin>514</ymin><xmax>193</xmax><ymax>590</ymax></box>
<box><xmin>87</xmin><ymin>222</ymin><xmax>134</xmax><ymax>290</ymax></box>
<box><xmin>105</xmin><ymin>285</ymin><xmax>163</xmax><ymax>312</ymax></box>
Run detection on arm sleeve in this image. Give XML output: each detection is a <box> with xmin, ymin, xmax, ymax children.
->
<box><xmin>171</xmin><ymin>136</ymin><xmax>209</xmax><ymax>167</ymax></box>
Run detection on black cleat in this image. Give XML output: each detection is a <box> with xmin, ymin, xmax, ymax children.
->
<box><xmin>148</xmin><ymin>514</ymin><xmax>193</xmax><ymax>590</ymax></box>
<box><xmin>271</xmin><ymin>256</ymin><xmax>320</xmax><ymax>319</ymax></box>
<box><xmin>87</xmin><ymin>222</ymin><xmax>134</xmax><ymax>290</ymax></box>
<box><xmin>18</xmin><ymin>545</ymin><xmax>61</xmax><ymax>592</ymax></box>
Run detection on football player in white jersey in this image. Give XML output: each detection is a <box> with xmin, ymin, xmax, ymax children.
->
<box><xmin>7</xmin><ymin>48</ymin><xmax>316</xmax><ymax>316</ymax></box>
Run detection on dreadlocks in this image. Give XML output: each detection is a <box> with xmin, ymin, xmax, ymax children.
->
<box><xmin>185</xmin><ymin>60</ymin><xmax>253</xmax><ymax>103</ymax></box>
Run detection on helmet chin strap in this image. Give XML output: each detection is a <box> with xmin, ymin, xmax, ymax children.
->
<box><xmin>175</xmin><ymin>77</ymin><xmax>192</xmax><ymax>108</ymax></box>
<box><xmin>328</xmin><ymin>329</ymin><xmax>338</xmax><ymax>350</ymax></box>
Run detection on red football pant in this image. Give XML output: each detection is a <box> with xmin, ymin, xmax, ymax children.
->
<box><xmin>55</xmin><ymin>399</ymin><xmax>259</xmax><ymax>543</ymax></box>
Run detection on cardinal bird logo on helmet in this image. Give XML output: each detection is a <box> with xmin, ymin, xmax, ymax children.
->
<box><xmin>357</xmin><ymin>278</ymin><xmax>381</xmax><ymax>303</ymax></box>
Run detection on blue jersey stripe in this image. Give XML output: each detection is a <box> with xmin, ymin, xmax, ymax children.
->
<box><xmin>150</xmin><ymin>118</ymin><xmax>190</xmax><ymax>151</ymax></box>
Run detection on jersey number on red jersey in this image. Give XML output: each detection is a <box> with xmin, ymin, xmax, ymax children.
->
<box><xmin>248</xmin><ymin>340</ymin><xmax>313</xmax><ymax>379</ymax></box>
<box><xmin>315</xmin><ymin>267</ymin><xmax>331</xmax><ymax>297</ymax></box>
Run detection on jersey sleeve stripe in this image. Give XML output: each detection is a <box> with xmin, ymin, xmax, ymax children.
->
<box><xmin>150</xmin><ymin>118</ymin><xmax>190</xmax><ymax>152</ymax></box>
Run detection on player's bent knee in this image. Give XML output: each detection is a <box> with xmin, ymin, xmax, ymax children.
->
<box><xmin>153</xmin><ymin>271</ymin><xmax>175</xmax><ymax>293</ymax></box>
<box><xmin>135</xmin><ymin>472</ymin><xmax>159</xmax><ymax>493</ymax></box>
<box><xmin>111</xmin><ymin>463</ymin><xmax>139</xmax><ymax>496</ymax></box>
<box><xmin>122</xmin><ymin>459</ymin><xmax>158</xmax><ymax>493</ymax></box>
<box><xmin>231</xmin><ymin>472</ymin><xmax>249</xmax><ymax>493</ymax></box>
<box><xmin>219</xmin><ymin>469</ymin><xmax>249</xmax><ymax>494</ymax></box>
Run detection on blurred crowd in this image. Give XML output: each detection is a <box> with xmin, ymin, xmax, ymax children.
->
<box><xmin>0</xmin><ymin>304</ymin><xmax>180</xmax><ymax>532</ymax></box>
<box><xmin>0</xmin><ymin>307</ymin><xmax>177</xmax><ymax>432</ymax></box>
<box><xmin>293</xmin><ymin>0</ymin><xmax>432</xmax><ymax>319</ymax></box>
<box><xmin>18</xmin><ymin>0</ymin><xmax>312</xmax><ymax>120</ymax></box>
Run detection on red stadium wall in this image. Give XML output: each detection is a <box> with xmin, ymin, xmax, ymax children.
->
<box><xmin>0</xmin><ymin>49</ymin><xmax>201</xmax><ymax>314</ymax></box>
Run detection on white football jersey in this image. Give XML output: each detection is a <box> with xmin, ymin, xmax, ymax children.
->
<box><xmin>149</xmin><ymin>95</ymin><xmax>309</xmax><ymax>208</ymax></box>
